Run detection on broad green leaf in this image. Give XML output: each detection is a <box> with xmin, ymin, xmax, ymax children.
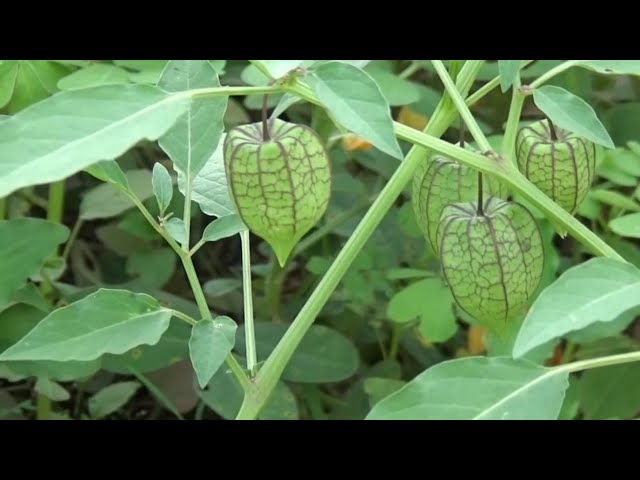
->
<box><xmin>590</xmin><ymin>189</ymin><xmax>640</xmax><ymax>212</ymax></box>
<box><xmin>365</xmin><ymin>69</ymin><xmax>421</xmax><ymax>106</ymax></box>
<box><xmin>89</xmin><ymin>381</ymin><xmax>141</xmax><ymax>419</ymax></box>
<box><xmin>236</xmin><ymin>323</ymin><xmax>360</xmax><ymax>383</ymax></box>
<box><xmin>203</xmin><ymin>278</ymin><xmax>242</xmax><ymax>297</ymax></box>
<box><xmin>165</xmin><ymin>217</ymin><xmax>186</xmax><ymax>244</ymax></box>
<box><xmin>533</xmin><ymin>85</ymin><xmax>614</xmax><ymax>149</ymax></box>
<box><xmin>0</xmin><ymin>219</ymin><xmax>68</xmax><ymax>311</ymax></box>
<box><xmin>387</xmin><ymin>278</ymin><xmax>456</xmax><ymax>343</ymax></box>
<box><xmin>566</xmin><ymin>306</ymin><xmax>639</xmax><ymax>344</ymax></box>
<box><xmin>114</xmin><ymin>60</ymin><xmax>169</xmax><ymax>71</ymax></box>
<box><xmin>152</xmin><ymin>162</ymin><xmax>173</xmax><ymax>214</ymax></box>
<box><xmin>80</xmin><ymin>169</ymin><xmax>154</xmax><ymax>220</ymax></box>
<box><xmin>610</xmin><ymin>213</ymin><xmax>640</xmax><ymax>238</ymax></box>
<box><xmin>0</xmin><ymin>289</ymin><xmax>173</xmax><ymax>362</ymax></box>
<box><xmin>0</xmin><ymin>84</ymin><xmax>189</xmax><ymax>198</ymax></box>
<box><xmin>85</xmin><ymin>160</ymin><xmax>130</xmax><ymax>189</ymax></box>
<box><xmin>125</xmin><ymin>248</ymin><xmax>176</xmax><ymax>288</ymax></box>
<box><xmin>159</xmin><ymin>60</ymin><xmax>227</xmax><ymax>184</ymax></box>
<box><xmin>597</xmin><ymin>153</ymin><xmax>636</xmax><ymax>186</ymax></box>
<box><xmin>34</xmin><ymin>377</ymin><xmax>70</xmax><ymax>402</ymax></box>
<box><xmin>579</xmin><ymin>363</ymin><xmax>640</xmax><ymax>420</ymax></box>
<box><xmin>0</xmin><ymin>303</ymin><xmax>101</xmax><ymax>381</ymax></box>
<box><xmin>558</xmin><ymin>376</ymin><xmax>581</xmax><ymax>420</ymax></box>
<box><xmin>102</xmin><ymin>318</ymin><xmax>190</xmax><ymax>374</ymax></box>
<box><xmin>0</xmin><ymin>60</ymin><xmax>18</xmax><ymax>108</ymax></box>
<box><xmin>366</xmin><ymin>356</ymin><xmax>569</xmax><ymax>420</ymax></box>
<box><xmin>4</xmin><ymin>60</ymin><xmax>70</xmax><ymax>113</ymax></box>
<box><xmin>513</xmin><ymin>258</ymin><xmax>640</xmax><ymax>357</ymax></box>
<box><xmin>604</xmin><ymin>104</ymin><xmax>640</xmax><ymax>146</ymax></box>
<box><xmin>201</xmin><ymin>214</ymin><xmax>246</xmax><ymax>243</ymax></box>
<box><xmin>364</xmin><ymin>377</ymin><xmax>406</xmax><ymax>408</ymax></box>
<box><xmin>575</xmin><ymin>60</ymin><xmax>640</xmax><ymax>76</ymax></box>
<box><xmin>58</xmin><ymin>64</ymin><xmax>130</xmax><ymax>90</ymax></box>
<box><xmin>197</xmin><ymin>366</ymin><xmax>298</xmax><ymax>420</ymax></box>
<box><xmin>498</xmin><ymin>60</ymin><xmax>521</xmax><ymax>92</ymax></box>
<box><xmin>307</xmin><ymin>61</ymin><xmax>403</xmax><ymax>159</ymax></box>
<box><xmin>610</xmin><ymin>148</ymin><xmax>640</xmax><ymax>176</ymax></box>
<box><xmin>271</xmin><ymin>93</ymin><xmax>302</xmax><ymax>118</ymax></box>
<box><xmin>256</xmin><ymin>60</ymin><xmax>304</xmax><ymax>79</ymax></box>
<box><xmin>189</xmin><ymin>316</ymin><xmax>237</xmax><ymax>388</ymax></box>
<box><xmin>176</xmin><ymin>134</ymin><xmax>235</xmax><ymax>218</ymax></box>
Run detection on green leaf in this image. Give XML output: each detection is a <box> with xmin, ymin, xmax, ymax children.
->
<box><xmin>387</xmin><ymin>278</ymin><xmax>456</xmax><ymax>342</ymax></box>
<box><xmin>579</xmin><ymin>363</ymin><xmax>640</xmax><ymax>419</ymax></box>
<box><xmin>4</xmin><ymin>61</ymin><xmax>70</xmax><ymax>113</ymax></box>
<box><xmin>102</xmin><ymin>318</ymin><xmax>190</xmax><ymax>374</ymax></box>
<box><xmin>0</xmin><ymin>84</ymin><xmax>188</xmax><ymax>198</ymax></box>
<box><xmin>201</xmin><ymin>214</ymin><xmax>246</xmax><ymax>243</ymax></box>
<box><xmin>604</xmin><ymin>104</ymin><xmax>640</xmax><ymax>146</ymax></box>
<box><xmin>0</xmin><ymin>60</ymin><xmax>18</xmax><ymax>108</ymax></box>
<box><xmin>125</xmin><ymin>248</ymin><xmax>176</xmax><ymax>288</ymax></box>
<box><xmin>159</xmin><ymin>60</ymin><xmax>227</xmax><ymax>187</ymax></box>
<box><xmin>498</xmin><ymin>60</ymin><xmax>521</xmax><ymax>92</ymax></box>
<box><xmin>80</xmin><ymin>169</ymin><xmax>154</xmax><ymax>220</ymax></box>
<box><xmin>270</xmin><ymin>93</ymin><xmax>302</xmax><ymax>118</ymax></box>
<box><xmin>89</xmin><ymin>381</ymin><xmax>141</xmax><ymax>419</ymax></box>
<box><xmin>610</xmin><ymin>213</ymin><xmax>640</xmax><ymax>238</ymax></box>
<box><xmin>176</xmin><ymin>134</ymin><xmax>236</xmax><ymax>218</ymax></box>
<box><xmin>590</xmin><ymin>189</ymin><xmax>640</xmax><ymax>212</ymax></box>
<box><xmin>0</xmin><ymin>219</ymin><xmax>68</xmax><ymax>311</ymax></box>
<box><xmin>365</xmin><ymin>69</ymin><xmax>421</xmax><ymax>106</ymax></box>
<box><xmin>58</xmin><ymin>64</ymin><xmax>130</xmax><ymax>90</ymax></box>
<box><xmin>575</xmin><ymin>60</ymin><xmax>640</xmax><ymax>76</ymax></box>
<box><xmin>307</xmin><ymin>61</ymin><xmax>403</xmax><ymax>159</ymax></box>
<box><xmin>513</xmin><ymin>258</ymin><xmax>640</xmax><ymax>357</ymax></box>
<box><xmin>236</xmin><ymin>323</ymin><xmax>360</xmax><ymax>383</ymax></box>
<box><xmin>566</xmin><ymin>306</ymin><xmax>639</xmax><ymax>344</ymax></box>
<box><xmin>203</xmin><ymin>278</ymin><xmax>242</xmax><ymax>298</ymax></box>
<box><xmin>34</xmin><ymin>377</ymin><xmax>70</xmax><ymax>402</ymax></box>
<box><xmin>257</xmin><ymin>60</ymin><xmax>304</xmax><ymax>79</ymax></box>
<box><xmin>364</xmin><ymin>377</ymin><xmax>406</xmax><ymax>408</ymax></box>
<box><xmin>197</xmin><ymin>366</ymin><xmax>298</xmax><ymax>420</ymax></box>
<box><xmin>366</xmin><ymin>356</ymin><xmax>569</xmax><ymax>420</ymax></box>
<box><xmin>152</xmin><ymin>163</ymin><xmax>173</xmax><ymax>214</ymax></box>
<box><xmin>189</xmin><ymin>316</ymin><xmax>237</xmax><ymax>389</ymax></box>
<box><xmin>533</xmin><ymin>85</ymin><xmax>614</xmax><ymax>149</ymax></box>
<box><xmin>165</xmin><ymin>217</ymin><xmax>186</xmax><ymax>244</ymax></box>
<box><xmin>0</xmin><ymin>289</ymin><xmax>173</xmax><ymax>362</ymax></box>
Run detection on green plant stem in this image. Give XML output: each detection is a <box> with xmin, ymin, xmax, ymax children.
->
<box><xmin>182</xmin><ymin>185</ymin><xmax>192</xmax><ymax>251</ymax></box>
<box><xmin>432</xmin><ymin>60</ymin><xmax>492</xmax><ymax>152</ymax></box>
<box><xmin>559</xmin><ymin>350</ymin><xmax>640</xmax><ymax>374</ymax></box>
<box><xmin>464</xmin><ymin>61</ymin><xmax>535</xmax><ymax>107</ymax></box>
<box><xmin>501</xmin><ymin>84</ymin><xmax>526</xmax><ymax>164</ymax></box>
<box><xmin>389</xmin><ymin>324</ymin><xmax>403</xmax><ymax>360</ymax></box>
<box><xmin>240</xmin><ymin>229</ymin><xmax>257</xmax><ymax>377</ymax></box>
<box><xmin>47</xmin><ymin>180</ymin><xmax>65</xmax><ymax>224</ymax></box>
<box><xmin>36</xmin><ymin>394</ymin><xmax>52</xmax><ymax>420</ymax></box>
<box><xmin>127</xmin><ymin>193</ymin><xmax>251</xmax><ymax>391</ymax></box>
<box><xmin>235</xmin><ymin>60</ymin><xmax>487</xmax><ymax>420</ymax></box>
<box><xmin>399</xmin><ymin>61</ymin><xmax>422</xmax><ymax>80</ymax></box>
<box><xmin>172</xmin><ymin>309</ymin><xmax>197</xmax><ymax>326</ymax></box>
<box><xmin>529</xmin><ymin>61</ymin><xmax>579</xmax><ymax>89</ymax></box>
<box><xmin>62</xmin><ymin>218</ymin><xmax>84</xmax><ymax>261</ymax></box>
<box><xmin>265</xmin><ymin>257</ymin><xmax>285</xmax><ymax>321</ymax></box>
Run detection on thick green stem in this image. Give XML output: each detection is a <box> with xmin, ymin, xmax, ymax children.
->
<box><xmin>47</xmin><ymin>180</ymin><xmax>65</xmax><ymax>224</ymax></box>
<box><xmin>240</xmin><ymin>230</ymin><xmax>257</xmax><ymax>376</ymax></box>
<box><xmin>465</xmin><ymin>61</ymin><xmax>535</xmax><ymax>107</ymax></box>
<box><xmin>558</xmin><ymin>350</ymin><xmax>640</xmax><ymax>374</ymax></box>
<box><xmin>36</xmin><ymin>394</ymin><xmax>52</xmax><ymax>420</ymax></box>
<box><xmin>265</xmin><ymin>257</ymin><xmax>285</xmax><ymax>321</ymax></box>
<box><xmin>501</xmin><ymin>85</ymin><xmax>526</xmax><ymax>164</ymax></box>
<box><xmin>235</xmin><ymin>61</ymin><xmax>486</xmax><ymax>420</ymax></box>
<box><xmin>432</xmin><ymin>60</ymin><xmax>492</xmax><ymax>152</ymax></box>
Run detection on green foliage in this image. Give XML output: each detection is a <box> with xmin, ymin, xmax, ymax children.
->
<box><xmin>1</xmin><ymin>59</ymin><xmax>640</xmax><ymax>420</ymax></box>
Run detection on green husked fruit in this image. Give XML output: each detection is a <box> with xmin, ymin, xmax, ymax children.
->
<box><xmin>438</xmin><ymin>197</ymin><xmax>544</xmax><ymax>335</ymax></box>
<box><xmin>516</xmin><ymin>119</ymin><xmax>596</xmax><ymax>215</ymax></box>
<box><xmin>224</xmin><ymin>119</ymin><xmax>331</xmax><ymax>266</ymax></box>
<box><xmin>412</xmin><ymin>149</ymin><xmax>507</xmax><ymax>254</ymax></box>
